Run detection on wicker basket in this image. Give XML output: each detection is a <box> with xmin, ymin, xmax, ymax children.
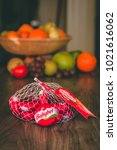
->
<box><xmin>0</xmin><ymin>36</ymin><xmax>71</xmax><ymax>55</ymax></box>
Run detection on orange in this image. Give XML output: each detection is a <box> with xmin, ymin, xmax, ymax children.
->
<box><xmin>29</xmin><ymin>29</ymin><xmax>48</xmax><ymax>39</ymax></box>
<box><xmin>18</xmin><ymin>31</ymin><xmax>29</xmax><ymax>38</ymax></box>
<box><xmin>57</xmin><ymin>28</ymin><xmax>67</xmax><ymax>38</ymax></box>
<box><xmin>18</xmin><ymin>24</ymin><xmax>33</xmax><ymax>34</ymax></box>
<box><xmin>76</xmin><ymin>52</ymin><xmax>97</xmax><ymax>72</ymax></box>
<box><xmin>6</xmin><ymin>31</ymin><xmax>18</xmax><ymax>38</ymax></box>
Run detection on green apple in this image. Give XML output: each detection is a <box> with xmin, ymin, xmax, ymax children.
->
<box><xmin>52</xmin><ymin>52</ymin><xmax>75</xmax><ymax>70</ymax></box>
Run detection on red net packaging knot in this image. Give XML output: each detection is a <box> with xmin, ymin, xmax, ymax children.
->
<box><xmin>9</xmin><ymin>80</ymin><xmax>77</xmax><ymax>126</ymax></box>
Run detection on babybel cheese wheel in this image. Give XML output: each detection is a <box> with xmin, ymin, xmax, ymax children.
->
<box><xmin>11</xmin><ymin>105</ymin><xmax>21</xmax><ymax>116</ymax></box>
<box><xmin>34</xmin><ymin>104</ymin><xmax>58</xmax><ymax>126</ymax></box>
<box><xmin>56</xmin><ymin>113</ymin><xmax>62</xmax><ymax>123</ymax></box>
<box><xmin>9</xmin><ymin>97</ymin><xmax>21</xmax><ymax>116</ymax></box>
<box><xmin>52</xmin><ymin>103</ymin><xmax>70</xmax><ymax>113</ymax></box>
<box><xmin>21</xmin><ymin>111</ymin><xmax>34</xmax><ymax>121</ymax></box>
<box><xmin>19</xmin><ymin>101</ymin><xmax>39</xmax><ymax>112</ymax></box>
<box><xmin>39</xmin><ymin>90</ymin><xmax>48</xmax><ymax>105</ymax></box>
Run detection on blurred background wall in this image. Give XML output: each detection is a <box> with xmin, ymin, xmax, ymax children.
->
<box><xmin>0</xmin><ymin>0</ymin><xmax>100</xmax><ymax>66</ymax></box>
<box><xmin>66</xmin><ymin>0</ymin><xmax>96</xmax><ymax>54</ymax></box>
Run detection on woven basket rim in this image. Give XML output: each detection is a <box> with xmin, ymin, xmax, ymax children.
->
<box><xmin>0</xmin><ymin>35</ymin><xmax>71</xmax><ymax>42</ymax></box>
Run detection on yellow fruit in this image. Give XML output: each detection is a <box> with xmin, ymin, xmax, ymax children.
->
<box><xmin>49</xmin><ymin>28</ymin><xmax>60</xmax><ymax>39</ymax></box>
<box><xmin>7</xmin><ymin>57</ymin><xmax>24</xmax><ymax>73</ymax></box>
<box><xmin>44</xmin><ymin>60</ymin><xmax>58</xmax><ymax>76</ymax></box>
<box><xmin>44</xmin><ymin>21</ymin><xmax>56</xmax><ymax>32</ymax></box>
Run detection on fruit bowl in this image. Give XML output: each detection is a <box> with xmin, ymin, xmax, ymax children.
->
<box><xmin>0</xmin><ymin>36</ymin><xmax>71</xmax><ymax>55</ymax></box>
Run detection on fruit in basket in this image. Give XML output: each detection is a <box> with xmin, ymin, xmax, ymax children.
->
<box><xmin>44</xmin><ymin>21</ymin><xmax>56</xmax><ymax>32</ymax></box>
<box><xmin>11</xmin><ymin>65</ymin><xmax>28</xmax><ymax>79</ymax></box>
<box><xmin>44</xmin><ymin>60</ymin><xmax>58</xmax><ymax>76</ymax></box>
<box><xmin>18</xmin><ymin>24</ymin><xmax>33</xmax><ymax>34</ymax></box>
<box><xmin>7</xmin><ymin>57</ymin><xmax>24</xmax><ymax>73</ymax></box>
<box><xmin>53</xmin><ymin>52</ymin><xmax>75</xmax><ymax>70</ymax></box>
<box><xmin>0</xmin><ymin>31</ymin><xmax>7</xmax><ymax>36</ymax></box>
<box><xmin>57</xmin><ymin>28</ymin><xmax>67</xmax><ymax>38</ymax></box>
<box><xmin>76</xmin><ymin>51</ymin><xmax>97</xmax><ymax>72</ymax></box>
<box><xmin>48</xmin><ymin>27</ymin><xmax>60</xmax><ymax>39</ymax></box>
<box><xmin>18</xmin><ymin>31</ymin><xmax>30</xmax><ymax>38</ymax></box>
<box><xmin>6</xmin><ymin>31</ymin><xmax>18</xmax><ymax>38</ymax></box>
<box><xmin>29</xmin><ymin>29</ymin><xmax>48</xmax><ymax>39</ymax></box>
<box><xmin>1</xmin><ymin>22</ymin><xmax>68</xmax><ymax>40</ymax></box>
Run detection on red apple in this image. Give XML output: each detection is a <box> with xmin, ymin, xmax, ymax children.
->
<box><xmin>11</xmin><ymin>65</ymin><xmax>28</xmax><ymax>79</ymax></box>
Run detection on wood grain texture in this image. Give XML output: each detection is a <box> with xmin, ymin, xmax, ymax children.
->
<box><xmin>0</xmin><ymin>69</ymin><xmax>100</xmax><ymax>150</ymax></box>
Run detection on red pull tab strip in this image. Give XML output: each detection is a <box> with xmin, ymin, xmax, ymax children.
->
<box><xmin>55</xmin><ymin>88</ymin><xmax>96</xmax><ymax>119</ymax></box>
<box><xmin>34</xmin><ymin>78</ymin><xmax>96</xmax><ymax>119</ymax></box>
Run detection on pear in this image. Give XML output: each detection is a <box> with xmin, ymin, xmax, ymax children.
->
<box><xmin>49</xmin><ymin>27</ymin><xmax>60</xmax><ymax>39</ymax></box>
<box><xmin>44</xmin><ymin>60</ymin><xmax>58</xmax><ymax>76</ymax></box>
<box><xmin>44</xmin><ymin>21</ymin><xmax>56</xmax><ymax>32</ymax></box>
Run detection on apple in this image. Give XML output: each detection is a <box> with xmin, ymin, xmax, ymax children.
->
<box><xmin>52</xmin><ymin>52</ymin><xmax>75</xmax><ymax>70</ymax></box>
<box><xmin>11</xmin><ymin>65</ymin><xmax>28</xmax><ymax>79</ymax></box>
<box><xmin>7</xmin><ymin>57</ymin><xmax>24</xmax><ymax>73</ymax></box>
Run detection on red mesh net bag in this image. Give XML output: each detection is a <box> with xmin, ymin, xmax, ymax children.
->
<box><xmin>9</xmin><ymin>79</ymin><xmax>77</xmax><ymax>126</ymax></box>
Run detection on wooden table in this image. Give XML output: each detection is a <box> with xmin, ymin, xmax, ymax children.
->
<box><xmin>0</xmin><ymin>68</ymin><xmax>100</xmax><ymax>150</ymax></box>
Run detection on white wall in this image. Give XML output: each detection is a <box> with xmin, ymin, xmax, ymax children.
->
<box><xmin>67</xmin><ymin>0</ymin><xmax>96</xmax><ymax>53</ymax></box>
<box><xmin>37</xmin><ymin>0</ymin><xmax>58</xmax><ymax>24</ymax></box>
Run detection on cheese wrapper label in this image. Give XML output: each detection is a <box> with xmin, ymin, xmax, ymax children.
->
<box><xmin>55</xmin><ymin>88</ymin><xmax>96</xmax><ymax>119</ymax></box>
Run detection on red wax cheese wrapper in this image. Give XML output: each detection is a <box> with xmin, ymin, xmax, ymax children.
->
<box><xmin>55</xmin><ymin>88</ymin><xmax>96</xmax><ymax>119</ymax></box>
<box><xmin>10</xmin><ymin>105</ymin><xmax>21</xmax><ymax>116</ymax></box>
<box><xmin>21</xmin><ymin>111</ymin><xmax>34</xmax><ymax>121</ymax></box>
<box><xmin>34</xmin><ymin>104</ymin><xmax>58</xmax><ymax>126</ymax></box>
<box><xmin>19</xmin><ymin>101</ymin><xmax>39</xmax><ymax>111</ymax></box>
<box><xmin>52</xmin><ymin>103</ymin><xmax>70</xmax><ymax>113</ymax></box>
<box><xmin>34</xmin><ymin>78</ymin><xmax>96</xmax><ymax>119</ymax></box>
<box><xmin>62</xmin><ymin>111</ymin><xmax>75</xmax><ymax>120</ymax></box>
<box><xmin>39</xmin><ymin>90</ymin><xmax>48</xmax><ymax>105</ymax></box>
<box><xmin>9</xmin><ymin>97</ymin><xmax>21</xmax><ymax>116</ymax></box>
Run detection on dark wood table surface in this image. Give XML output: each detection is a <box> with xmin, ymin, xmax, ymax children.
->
<box><xmin>0</xmin><ymin>68</ymin><xmax>100</xmax><ymax>150</ymax></box>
